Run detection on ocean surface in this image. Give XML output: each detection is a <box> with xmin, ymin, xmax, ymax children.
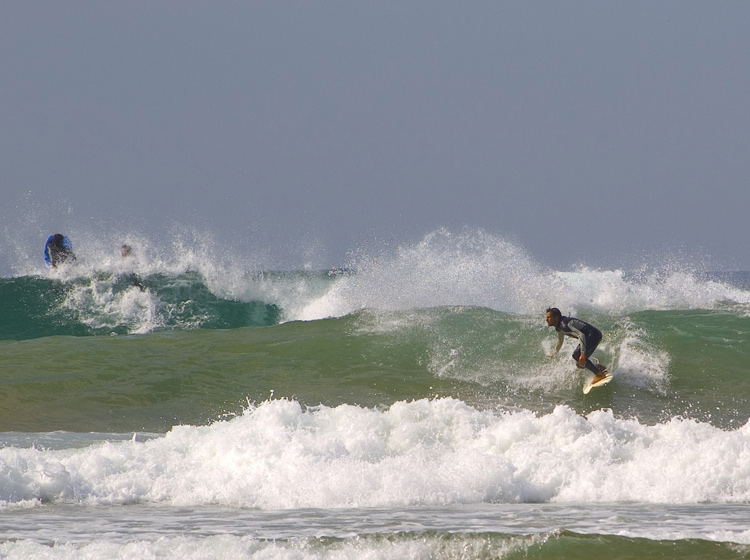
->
<box><xmin>2</xmin><ymin>229</ymin><xmax>750</xmax><ymax>559</ymax></box>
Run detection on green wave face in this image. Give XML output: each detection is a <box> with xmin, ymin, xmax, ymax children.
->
<box><xmin>2</xmin><ymin>304</ymin><xmax>750</xmax><ymax>433</ymax></box>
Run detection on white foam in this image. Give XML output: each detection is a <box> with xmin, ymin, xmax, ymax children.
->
<box><xmin>2</xmin><ymin>399</ymin><xmax>749</xmax><ymax>510</ymax></box>
<box><xmin>616</xmin><ymin>528</ymin><xmax>750</xmax><ymax>546</ymax></box>
<box><xmin>610</xmin><ymin>317</ymin><xmax>671</xmax><ymax>391</ymax></box>
<box><xmin>549</xmin><ymin>268</ymin><xmax>750</xmax><ymax>315</ymax></box>
<box><xmin>0</xmin><ymin>533</ymin><xmax>540</xmax><ymax>560</ymax></box>
<box><xmin>60</xmin><ymin>277</ymin><xmax>164</xmax><ymax>334</ymax></box>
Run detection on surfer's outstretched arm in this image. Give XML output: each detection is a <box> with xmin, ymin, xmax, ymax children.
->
<box><xmin>549</xmin><ymin>331</ymin><xmax>564</xmax><ymax>358</ymax></box>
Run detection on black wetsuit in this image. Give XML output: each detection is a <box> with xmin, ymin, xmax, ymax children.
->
<box><xmin>44</xmin><ymin>234</ymin><xmax>76</xmax><ymax>268</ymax></box>
<box><xmin>554</xmin><ymin>316</ymin><xmax>603</xmax><ymax>373</ymax></box>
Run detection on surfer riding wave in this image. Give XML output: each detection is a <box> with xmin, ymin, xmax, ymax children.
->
<box><xmin>545</xmin><ymin>307</ymin><xmax>608</xmax><ymax>384</ymax></box>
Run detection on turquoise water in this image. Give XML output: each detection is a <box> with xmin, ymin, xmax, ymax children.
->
<box><xmin>2</xmin><ymin>230</ymin><xmax>750</xmax><ymax>558</ymax></box>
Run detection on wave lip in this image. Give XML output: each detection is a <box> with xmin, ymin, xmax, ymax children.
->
<box><xmin>4</xmin><ymin>229</ymin><xmax>750</xmax><ymax>338</ymax></box>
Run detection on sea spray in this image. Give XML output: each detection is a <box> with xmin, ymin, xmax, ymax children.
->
<box><xmin>5</xmin><ymin>229</ymin><xmax>750</xmax><ymax>336</ymax></box>
<box><xmin>293</xmin><ymin>229</ymin><xmax>750</xmax><ymax>321</ymax></box>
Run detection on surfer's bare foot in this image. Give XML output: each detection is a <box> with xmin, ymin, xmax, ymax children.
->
<box><xmin>592</xmin><ymin>373</ymin><xmax>608</xmax><ymax>384</ymax></box>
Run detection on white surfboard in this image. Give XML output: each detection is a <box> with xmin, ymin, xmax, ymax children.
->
<box><xmin>582</xmin><ymin>373</ymin><xmax>613</xmax><ymax>394</ymax></box>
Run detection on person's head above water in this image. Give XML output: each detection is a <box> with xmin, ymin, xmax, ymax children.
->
<box><xmin>120</xmin><ymin>244</ymin><xmax>133</xmax><ymax>258</ymax></box>
<box><xmin>48</xmin><ymin>234</ymin><xmax>65</xmax><ymax>249</ymax></box>
<box><xmin>545</xmin><ymin>307</ymin><xmax>562</xmax><ymax>326</ymax></box>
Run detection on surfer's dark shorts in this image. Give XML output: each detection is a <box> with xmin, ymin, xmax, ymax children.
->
<box><xmin>571</xmin><ymin>329</ymin><xmax>602</xmax><ymax>371</ymax></box>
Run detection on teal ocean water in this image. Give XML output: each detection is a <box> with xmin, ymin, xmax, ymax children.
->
<box><xmin>2</xmin><ymin>230</ymin><xmax>750</xmax><ymax>558</ymax></box>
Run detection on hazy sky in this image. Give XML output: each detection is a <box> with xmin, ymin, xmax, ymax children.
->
<box><xmin>2</xmin><ymin>1</ymin><xmax>749</xmax><ymax>275</ymax></box>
